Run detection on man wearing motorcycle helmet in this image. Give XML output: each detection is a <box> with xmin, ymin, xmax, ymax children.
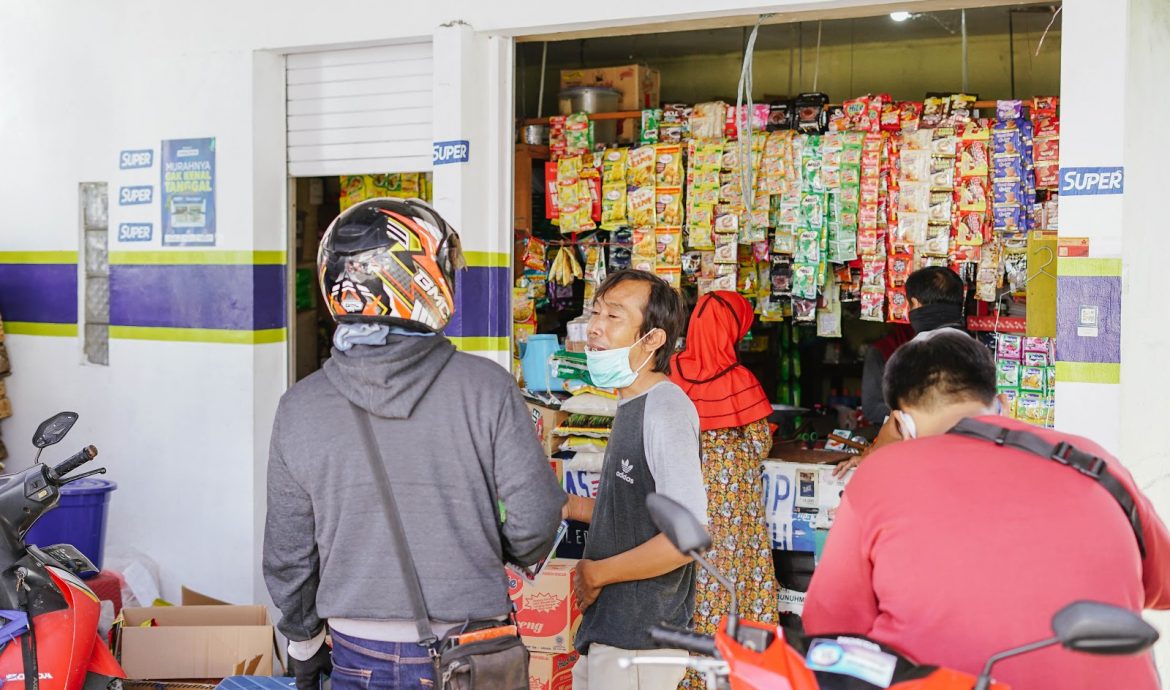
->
<box><xmin>805</xmin><ymin>329</ymin><xmax>1170</xmax><ymax>690</ymax></box>
<box><xmin>263</xmin><ymin>198</ymin><xmax>566</xmax><ymax>689</ymax></box>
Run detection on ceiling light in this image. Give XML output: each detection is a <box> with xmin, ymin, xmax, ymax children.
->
<box><xmin>889</xmin><ymin>11</ymin><xmax>913</xmax><ymax>22</ymax></box>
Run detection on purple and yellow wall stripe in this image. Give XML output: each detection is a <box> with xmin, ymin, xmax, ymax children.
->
<box><xmin>0</xmin><ymin>249</ymin><xmax>512</xmax><ymax>352</ymax></box>
<box><xmin>0</xmin><ymin>251</ymin><xmax>80</xmax><ymax>336</ymax></box>
<box><xmin>108</xmin><ymin>251</ymin><xmax>287</xmax><ymax>344</ymax></box>
<box><xmin>446</xmin><ymin>250</ymin><xmax>510</xmax><ymax>353</ymax></box>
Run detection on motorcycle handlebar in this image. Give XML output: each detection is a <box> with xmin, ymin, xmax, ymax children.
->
<box><xmin>649</xmin><ymin>624</ymin><xmax>717</xmax><ymax>658</ymax></box>
<box><xmin>53</xmin><ymin>445</ymin><xmax>98</xmax><ymax>478</ymax></box>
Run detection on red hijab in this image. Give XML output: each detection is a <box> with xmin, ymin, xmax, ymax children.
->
<box><xmin>670</xmin><ymin>291</ymin><xmax>773</xmax><ymax>432</ymax></box>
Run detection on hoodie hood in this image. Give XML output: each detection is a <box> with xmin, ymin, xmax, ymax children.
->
<box><xmin>323</xmin><ymin>334</ymin><xmax>457</xmax><ymax>418</ymax></box>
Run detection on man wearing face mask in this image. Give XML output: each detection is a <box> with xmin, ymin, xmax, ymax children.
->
<box><xmin>836</xmin><ymin>267</ymin><xmax>969</xmax><ymax>479</ymax></box>
<box><xmin>804</xmin><ymin>330</ymin><xmax>1170</xmax><ymax>690</ymax></box>
<box><xmin>562</xmin><ymin>269</ymin><xmax>707</xmax><ymax>690</ymax></box>
<box><xmin>861</xmin><ymin>266</ymin><xmax>967</xmax><ymax>425</ymax></box>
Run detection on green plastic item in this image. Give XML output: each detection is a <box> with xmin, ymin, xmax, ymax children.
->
<box><xmin>295</xmin><ymin>268</ymin><xmax>314</xmax><ymax>312</ymax></box>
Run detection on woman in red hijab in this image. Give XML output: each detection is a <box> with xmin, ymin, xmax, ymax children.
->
<box><xmin>670</xmin><ymin>291</ymin><xmax>777</xmax><ymax>689</ymax></box>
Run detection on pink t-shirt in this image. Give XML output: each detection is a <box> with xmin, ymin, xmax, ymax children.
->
<box><xmin>804</xmin><ymin>416</ymin><xmax>1170</xmax><ymax>690</ymax></box>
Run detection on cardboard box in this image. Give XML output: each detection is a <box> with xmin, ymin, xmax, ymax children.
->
<box><xmin>560</xmin><ymin>65</ymin><xmax>661</xmax><ymax>142</ymax></box>
<box><xmin>508</xmin><ymin>559</ymin><xmax>581</xmax><ymax>653</ymax></box>
<box><xmin>526</xmin><ymin>401</ymin><xmax>570</xmax><ymax>456</ymax></box>
<box><xmin>778</xmin><ymin>587</ymin><xmax>807</xmax><ymax>616</ymax></box>
<box><xmin>762</xmin><ymin>461</ymin><xmax>853</xmax><ymax>555</ymax></box>
<box><xmin>121</xmin><ymin>605</ymin><xmax>273</xmax><ymax>680</ymax></box>
<box><xmin>529</xmin><ymin>651</ymin><xmax>579</xmax><ymax>690</ymax></box>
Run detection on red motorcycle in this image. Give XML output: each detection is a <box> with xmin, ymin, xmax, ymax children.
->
<box><xmin>630</xmin><ymin>493</ymin><xmax>1159</xmax><ymax>690</ymax></box>
<box><xmin>0</xmin><ymin>412</ymin><xmax>125</xmax><ymax>690</ymax></box>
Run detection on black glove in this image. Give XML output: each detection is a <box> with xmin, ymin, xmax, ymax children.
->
<box><xmin>290</xmin><ymin>643</ymin><xmax>332</xmax><ymax>690</ymax></box>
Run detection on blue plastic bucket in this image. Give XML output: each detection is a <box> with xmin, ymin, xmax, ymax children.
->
<box><xmin>520</xmin><ymin>334</ymin><xmax>565</xmax><ymax>392</ymax></box>
<box><xmin>26</xmin><ymin>478</ymin><xmax>117</xmax><ymax>570</ymax></box>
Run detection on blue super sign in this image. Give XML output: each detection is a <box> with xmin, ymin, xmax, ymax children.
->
<box><xmin>119</xmin><ymin>149</ymin><xmax>154</xmax><ymax>169</ymax></box>
<box><xmin>1060</xmin><ymin>167</ymin><xmax>1124</xmax><ymax>196</ymax></box>
<box><xmin>433</xmin><ymin>140</ymin><xmax>470</xmax><ymax>166</ymax></box>
<box><xmin>117</xmin><ymin>223</ymin><xmax>153</xmax><ymax>242</ymax></box>
<box><xmin>119</xmin><ymin>186</ymin><xmax>154</xmax><ymax>205</ymax></box>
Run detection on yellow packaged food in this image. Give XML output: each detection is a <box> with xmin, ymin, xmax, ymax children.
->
<box><xmin>656</xmin><ymin>228</ymin><xmax>683</xmax><ymax>266</ymax></box>
<box><xmin>656</xmin><ymin>187</ymin><xmax>683</xmax><ymax>227</ymax></box>
<box><xmin>655</xmin><ymin>145</ymin><xmax>684</xmax><ymax>187</ymax></box>
<box><xmin>601</xmin><ymin>181</ymin><xmax>628</xmax><ymax>230</ymax></box>
<box><xmin>340</xmin><ymin>175</ymin><xmax>367</xmax><ymax>211</ymax></box>
<box><xmin>602</xmin><ymin>148</ymin><xmax>628</xmax><ymax>184</ymax></box>
<box><xmin>628</xmin><ymin>187</ymin><xmax>656</xmax><ymax>228</ymax></box>
<box><xmin>629</xmin><ymin>146</ymin><xmax>656</xmax><ymax>188</ymax></box>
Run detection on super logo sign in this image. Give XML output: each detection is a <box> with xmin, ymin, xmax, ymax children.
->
<box><xmin>119</xmin><ymin>149</ymin><xmax>154</xmax><ymax>169</ymax></box>
<box><xmin>119</xmin><ymin>186</ymin><xmax>153</xmax><ymax>205</ymax></box>
<box><xmin>433</xmin><ymin>140</ymin><xmax>470</xmax><ymax>166</ymax></box>
<box><xmin>1060</xmin><ymin>167</ymin><xmax>1124</xmax><ymax>196</ymax></box>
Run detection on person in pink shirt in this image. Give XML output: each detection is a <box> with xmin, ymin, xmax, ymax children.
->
<box><xmin>804</xmin><ymin>330</ymin><xmax>1170</xmax><ymax>690</ymax></box>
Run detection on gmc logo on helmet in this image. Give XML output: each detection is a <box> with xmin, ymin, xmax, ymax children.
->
<box><xmin>414</xmin><ymin>272</ymin><xmax>451</xmax><ymax>319</ymax></box>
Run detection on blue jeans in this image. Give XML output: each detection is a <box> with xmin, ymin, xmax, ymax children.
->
<box><xmin>330</xmin><ymin>629</ymin><xmax>436</xmax><ymax>690</ymax></box>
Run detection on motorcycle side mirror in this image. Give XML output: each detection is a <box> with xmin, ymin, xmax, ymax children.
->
<box><xmin>1052</xmin><ymin>601</ymin><xmax>1159</xmax><ymax>655</ymax></box>
<box><xmin>647</xmin><ymin>493</ymin><xmax>711</xmax><ymax>555</ymax></box>
<box><xmin>647</xmin><ymin>493</ymin><xmax>741</xmax><ymax>639</ymax></box>
<box><xmin>974</xmin><ymin>601</ymin><xmax>1158</xmax><ymax>690</ymax></box>
<box><xmin>32</xmin><ymin>412</ymin><xmax>79</xmax><ymax>449</ymax></box>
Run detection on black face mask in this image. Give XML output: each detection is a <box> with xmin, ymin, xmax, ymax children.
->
<box><xmin>908</xmin><ymin>302</ymin><xmax>964</xmax><ymax>334</ymax></box>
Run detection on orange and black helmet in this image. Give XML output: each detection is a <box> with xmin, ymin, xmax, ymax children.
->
<box><xmin>318</xmin><ymin>198</ymin><xmax>465</xmax><ymax>332</ymax></box>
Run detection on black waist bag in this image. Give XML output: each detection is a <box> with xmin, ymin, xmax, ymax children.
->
<box><xmin>351</xmin><ymin>402</ymin><xmax>529</xmax><ymax>690</ymax></box>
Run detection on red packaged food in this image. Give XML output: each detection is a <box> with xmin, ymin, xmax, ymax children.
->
<box><xmin>887</xmin><ymin>287</ymin><xmax>910</xmax><ymax>323</ymax></box>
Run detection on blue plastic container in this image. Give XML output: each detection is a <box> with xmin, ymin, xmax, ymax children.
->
<box><xmin>26</xmin><ymin>478</ymin><xmax>117</xmax><ymax>570</ymax></box>
<box><xmin>520</xmin><ymin>334</ymin><xmax>565</xmax><ymax>392</ymax></box>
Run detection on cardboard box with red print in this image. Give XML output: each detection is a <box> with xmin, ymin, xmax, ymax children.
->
<box><xmin>508</xmin><ymin>558</ymin><xmax>581</xmax><ymax>654</ymax></box>
<box><xmin>528</xmin><ymin>651</ymin><xmax>579</xmax><ymax>690</ymax></box>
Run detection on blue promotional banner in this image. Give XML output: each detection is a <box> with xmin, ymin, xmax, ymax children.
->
<box><xmin>161</xmin><ymin>138</ymin><xmax>216</xmax><ymax>247</ymax></box>
<box><xmin>1059</xmin><ymin>166</ymin><xmax>1124</xmax><ymax>196</ymax></box>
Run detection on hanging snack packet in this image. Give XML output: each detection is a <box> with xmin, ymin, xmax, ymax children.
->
<box><xmin>655</xmin><ymin>145</ymin><xmax>683</xmax><ymax>187</ymax></box>
<box><xmin>997</xmin><ymin>100</ymin><xmax>1024</xmax><ymax>121</ymax></box>
<box><xmin>888</xmin><ymin>251</ymin><xmax>913</xmax><ymax>286</ymax></box>
<box><xmin>690</xmin><ymin>102</ymin><xmax>726</xmax><ymax>141</ymax></box>
<box><xmin>715</xmin><ymin>213</ymin><xmax>739</xmax><ymax>235</ymax></box>
<box><xmin>795</xmin><ymin>230</ymin><xmax>821</xmax><ymax>264</ymax></box>
<box><xmin>628</xmin><ymin>146</ymin><xmax>656</xmax><ymax>188</ymax></box>
<box><xmin>792</xmin><ymin>297</ymin><xmax>816</xmax><ymax>322</ymax></box>
<box><xmin>656</xmin><ymin>229</ymin><xmax>683</xmax><ymax>267</ymax></box>
<box><xmin>602</xmin><ymin>148</ymin><xmax>628</xmax><ymax>183</ymax></box>
<box><xmin>793</xmin><ymin>264</ymin><xmax>818</xmax><ymax>300</ymax></box>
<box><xmin>715</xmin><ymin>233</ymin><xmax>738</xmax><ymax>264</ymax></box>
<box><xmin>628</xmin><ymin>187</ymin><xmax>656</xmax><ymax>228</ymax></box>
<box><xmin>956</xmin><ymin>212</ymin><xmax>987</xmax><ymax>246</ymax></box>
<box><xmin>1024</xmin><ymin>351</ymin><xmax>1049</xmax><ymax>367</ymax></box>
<box><xmin>860</xmin><ymin>288</ymin><xmax>885</xmax><ymax>322</ymax></box>
<box><xmin>771</xmin><ymin>256</ymin><xmax>793</xmax><ymax>296</ymax></box>
<box><xmin>601</xmin><ymin>182</ymin><xmax>628</xmax><ymax>229</ymax></box>
<box><xmin>898</xmin><ymin>101</ymin><xmax>924</xmax><ymax>132</ymax></box>
<box><xmin>997</xmin><ymin>359</ymin><xmax>1021</xmax><ymax>388</ymax></box>
<box><xmin>566</xmin><ymin>113</ymin><xmax>593</xmax><ymax>155</ymax></box>
<box><xmin>887</xmin><ymin>288</ymin><xmax>910</xmax><ymax>323</ymax></box>
<box><xmin>795</xmin><ymin>93</ymin><xmax>830</xmax><ymax>134</ymax></box>
<box><xmin>998</xmin><ymin>333</ymin><xmax>1023</xmax><ymax>360</ymax></box>
<box><xmin>921</xmin><ymin>96</ymin><xmax>950</xmax><ymax>129</ymax></box>
<box><xmin>656</xmin><ymin>187</ymin><xmax>683</xmax><ymax>227</ymax></box>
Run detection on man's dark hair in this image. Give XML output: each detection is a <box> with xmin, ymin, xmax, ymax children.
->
<box><xmin>883</xmin><ymin>330</ymin><xmax>996</xmax><ymax>411</ymax></box>
<box><xmin>905</xmin><ymin>266</ymin><xmax>965</xmax><ymax>306</ymax></box>
<box><xmin>594</xmin><ymin>269</ymin><xmax>685</xmax><ymax>375</ymax></box>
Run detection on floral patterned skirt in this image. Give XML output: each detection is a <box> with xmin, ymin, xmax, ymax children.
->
<box><xmin>679</xmin><ymin>419</ymin><xmax>777</xmax><ymax>689</ymax></box>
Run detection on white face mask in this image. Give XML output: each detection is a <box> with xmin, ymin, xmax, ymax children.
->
<box><xmin>585</xmin><ymin>331</ymin><xmax>655</xmax><ymax>390</ymax></box>
<box><xmin>896</xmin><ymin>411</ymin><xmax>918</xmax><ymax>440</ymax></box>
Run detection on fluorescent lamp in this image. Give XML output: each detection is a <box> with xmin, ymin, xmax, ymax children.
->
<box><xmin>890</xmin><ymin>11</ymin><xmax>913</xmax><ymax>22</ymax></box>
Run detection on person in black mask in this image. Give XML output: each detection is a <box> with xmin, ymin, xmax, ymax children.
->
<box><xmin>838</xmin><ymin>267</ymin><xmax>968</xmax><ymax>477</ymax></box>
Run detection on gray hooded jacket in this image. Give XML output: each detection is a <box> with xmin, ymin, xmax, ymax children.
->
<box><xmin>263</xmin><ymin>335</ymin><xmax>565</xmax><ymax>642</ymax></box>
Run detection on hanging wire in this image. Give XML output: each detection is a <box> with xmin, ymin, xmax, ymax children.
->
<box><xmin>812</xmin><ymin>20</ymin><xmax>823</xmax><ymax>92</ymax></box>
<box><xmin>1035</xmin><ymin>6</ymin><xmax>1063</xmax><ymax>56</ymax></box>
<box><xmin>736</xmin><ymin>14</ymin><xmax>773</xmax><ymax>242</ymax></box>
